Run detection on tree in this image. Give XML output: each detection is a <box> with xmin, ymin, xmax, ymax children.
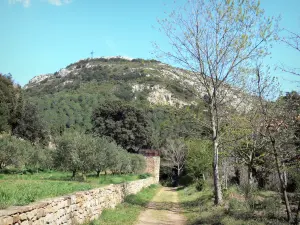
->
<box><xmin>186</xmin><ymin>139</ymin><xmax>213</xmax><ymax>181</ymax></box>
<box><xmin>13</xmin><ymin>102</ymin><xmax>48</xmax><ymax>144</ymax></box>
<box><xmin>162</xmin><ymin>139</ymin><xmax>187</xmax><ymax>178</ymax></box>
<box><xmin>0</xmin><ymin>134</ymin><xmax>43</xmax><ymax>170</ymax></box>
<box><xmin>92</xmin><ymin>137</ymin><xmax>110</xmax><ymax>177</ymax></box>
<box><xmin>223</xmin><ymin>112</ymin><xmax>267</xmax><ymax>191</ymax></box>
<box><xmin>92</xmin><ymin>101</ymin><xmax>152</xmax><ymax>152</ymax></box>
<box><xmin>254</xmin><ymin>67</ymin><xmax>300</xmax><ymax>222</ymax></box>
<box><xmin>280</xmin><ymin>29</ymin><xmax>300</xmax><ymax>76</ymax></box>
<box><xmin>54</xmin><ymin>132</ymin><xmax>96</xmax><ymax>179</ymax></box>
<box><xmin>156</xmin><ymin>0</ymin><xmax>276</xmax><ymax>204</ymax></box>
<box><xmin>130</xmin><ymin>154</ymin><xmax>146</xmax><ymax>174</ymax></box>
<box><xmin>0</xmin><ymin>73</ymin><xmax>22</xmax><ymax>133</ymax></box>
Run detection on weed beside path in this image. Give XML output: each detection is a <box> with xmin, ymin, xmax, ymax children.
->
<box><xmin>88</xmin><ymin>184</ymin><xmax>159</xmax><ymax>225</ymax></box>
<box><xmin>178</xmin><ymin>185</ymin><xmax>290</xmax><ymax>225</ymax></box>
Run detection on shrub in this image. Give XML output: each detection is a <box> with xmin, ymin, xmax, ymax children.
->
<box><xmin>262</xmin><ymin>197</ymin><xmax>282</xmax><ymax>218</ymax></box>
<box><xmin>228</xmin><ymin>198</ymin><xmax>249</xmax><ymax>215</ymax></box>
<box><xmin>179</xmin><ymin>174</ymin><xmax>194</xmax><ymax>186</ymax></box>
<box><xmin>195</xmin><ymin>179</ymin><xmax>206</xmax><ymax>191</ymax></box>
<box><xmin>138</xmin><ymin>173</ymin><xmax>151</xmax><ymax>179</ymax></box>
<box><xmin>131</xmin><ymin>154</ymin><xmax>146</xmax><ymax>174</ymax></box>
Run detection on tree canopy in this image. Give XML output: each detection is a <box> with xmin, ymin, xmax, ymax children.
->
<box><xmin>92</xmin><ymin>101</ymin><xmax>152</xmax><ymax>152</ymax></box>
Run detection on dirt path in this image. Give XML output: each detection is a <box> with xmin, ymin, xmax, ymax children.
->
<box><xmin>136</xmin><ymin>187</ymin><xmax>186</xmax><ymax>225</ymax></box>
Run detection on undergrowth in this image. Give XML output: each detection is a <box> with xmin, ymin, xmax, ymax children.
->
<box><xmin>88</xmin><ymin>184</ymin><xmax>159</xmax><ymax>225</ymax></box>
<box><xmin>177</xmin><ymin>183</ymin><xmax>289</xmax><ymax>225</ymax></box>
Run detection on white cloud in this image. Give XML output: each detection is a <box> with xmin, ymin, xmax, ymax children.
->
<box><xmin>47</xmin><ymin>0</ymin><xmax>72</xmax><ymax>6</ymax></box>
<box><xmin>8</xmin><ymin>0</ymin><xmax>72</xmax><ymax>7</ymax></box>
<box><xmin>9</xmin><ymin>0</ymin><xmax>30</xmax><ymax>7</ymax></box>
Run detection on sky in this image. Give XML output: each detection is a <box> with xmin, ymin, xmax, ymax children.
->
<box><xmin>0</xmin><ymin>0</ymin><xmax>299</xmax><ymax>93</ymax></box>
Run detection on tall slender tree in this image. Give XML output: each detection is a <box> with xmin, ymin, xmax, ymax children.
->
<box><xmin>156</xmin><ymin>0</ymin><xmax>276</xmax><ymax>204</ymax></box>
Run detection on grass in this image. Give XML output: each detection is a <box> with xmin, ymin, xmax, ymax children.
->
<box><xmin>0</xmin><ymin>171</ymin><xmax>144</xmax><ymax>209</ymax></box>
<box><xmin>88</xmin><ymin>184</ymin><xmax>159</xmax><ymax>225</ymax></box>
<box><xmin>177</xmin><ymin>183</ymin><xmax>289</xmax><ymax>225</ymax></box>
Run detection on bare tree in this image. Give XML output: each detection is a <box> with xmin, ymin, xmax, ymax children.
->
<box><xmin>280</xmin><ymin>29</ymin><xmax>300</xmax><ymax>76</ymax></box>
<box><xmin>162</xmin><ymin>139</ymin><xmax>187</xmax><ymax>178</ymax></box>
<box><xmin>254</xmin><ymin>67</ymin><xmax>300</xmax><ymax>222</ymax></box>
<box><xmin>156</xmin><ymin>0</ymin><xmax>276</xmax><ymax>204</ymax></box>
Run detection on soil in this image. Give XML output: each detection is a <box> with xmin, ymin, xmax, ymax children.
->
<box><xmin>136</xmin><ymin>187</ymin><xmax>186</xmax><ymax>225</ymax></box>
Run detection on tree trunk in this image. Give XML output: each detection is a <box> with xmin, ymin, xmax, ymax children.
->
<box><xmin>270</xmin><ymin>139</ymin><xmax>292</xmax><ymax>222</ymax></box>
<box><xmin>82</xmin><ymin>173</ymin><xmax>87</xmax><ymax>181</ymax></box>
<box><xmin>248</xmin><ymin>153</ymin><xmax>254</xmax><ymax>188</ymax></box>
<box><xmin>294</xmin><ymin>196</ymin><xmax>300</xmax><ymax>225</ymax></box>
<box><xmin>96</xmin><ymin>170</ymin><xmax>100</xmax><ymax>177</ymax></box>
<box><xmin>72</xmin><ymin>170</ymin><xmax>76</xmax><ymax>178</ymax></box>
<box><xmin>211</xmin><ymin>104</ymin><xmax>223</xmax><ymax>205</ymax></box>
<box><xmin>246</xmin><ymin>164</ymin><xmax>254</xmax><ymax>199</ymax></box>
<box><xmin>248</xmin><ymin>166</ymin><xmax>253</xmax><ymax>186</ymax></box>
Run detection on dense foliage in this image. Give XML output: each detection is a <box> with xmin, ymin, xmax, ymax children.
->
<box><xmin>92</xmin><ymin>101</ymin><xmax>152</xmax><ymax>152</ymax></box>
<box><xmin>0</xmin><ymin>73</ymin><xmax>22</xmax><ymax>133</ymax></box>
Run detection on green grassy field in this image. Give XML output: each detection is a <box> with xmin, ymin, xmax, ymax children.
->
<box><xmin>177</xmin><ymin>184</ymin><xmax>289</xmax><ymax>225</ymax></box>
<box><xmin>0</xmin><ymin>171</ymin><xmax>142</xmax><ymax>209</ymax></box>
<box><xmin>88</xmin><ymin>184</ymin><xmax>159</xmax><ymax>225</ymax></box>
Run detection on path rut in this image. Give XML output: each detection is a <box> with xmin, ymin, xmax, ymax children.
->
<box><xmin>136</xmin><ymin>187</ymin><xmax>186</xmax><ymax>225</ymax></box>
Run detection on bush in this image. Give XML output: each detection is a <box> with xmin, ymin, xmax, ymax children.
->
<box><xmin>195</xmin><ymin>179</ymin><xmax>206</xmax><ymax>191</ymax></box>
<box><xmin>228</xmin><ymin>198</ymin><xmax>249</xmax><ymax>215</ymax></box>
<box><xmin>138</xmin><ymin>173</ymin><xmax>151</xmax><ymax>179</ymax></box>
<box><xmin>179</xmin><ymin>174</ymin><xmax>194</xmax><ymax>186</ymax></box>
<box><xmin>131</xmin><ymin>154</ymin><xmax>146</xmax><ymax>174</ymax></box>
<box><xmin>262</xmin><ymin>197</ymin><xmax>282</xmax><ymax>218</ymax></box>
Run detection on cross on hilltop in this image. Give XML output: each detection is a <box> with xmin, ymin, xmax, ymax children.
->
<box><xmin>90</xmin><ymin>51</ymin><xmax>94</xmax><ymax>59</ymax></box>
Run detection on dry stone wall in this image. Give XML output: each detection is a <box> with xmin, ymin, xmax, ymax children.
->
<box><xmin>0</xmin><ymin>177</ymin><xmax>156</xmax><ymax>225</ymax></box>
<box><xmin>144</xmin><ymin>156</ymin><xmax>160</xmax><ymax>183</ymax></box>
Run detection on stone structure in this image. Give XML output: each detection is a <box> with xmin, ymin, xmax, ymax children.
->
<box><xmin>141</xmin><ymin>150</ymin><xmax>161</xmax><ymax>183</ymax></box>
<box><xmin>0</xmin><ymin>177</ymin><xmax>156</xmax><ymax>225</ymax></box>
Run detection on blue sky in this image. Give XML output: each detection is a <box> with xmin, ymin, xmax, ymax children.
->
<box><xmin>0</xmin><ymin>0</ymin><xmax>299</xmax><ymax>93</ymax></box>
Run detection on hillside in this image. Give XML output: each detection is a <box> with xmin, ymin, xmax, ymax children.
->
<box><xmin>24</xmin><ymin>57</ymin><xmax>205</xmax><ymax>137</ymax></box>
<box><xmin>25</xmin><ymin>57</ymin><xmax>196</xmax><ymax>106</ymax></box>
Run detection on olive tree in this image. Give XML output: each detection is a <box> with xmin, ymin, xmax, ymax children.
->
<box><xmin>91</xmin><ymin>137</ymin><xmax>112</xmax><ymax>177</ymax></box>
<box><xmin>156</xmin><ymin>0</ymin><xmax>276</xmax><ymax>204</ymax></box>
<box><xmin>130</xmin><ymin>154</ymin><xmax>146</xmax><ymax>174</ymax></box>
<box><xmin>54</xmin><ymin>132</ymin><xmax>96</xmax><ymax>179</ymax></box>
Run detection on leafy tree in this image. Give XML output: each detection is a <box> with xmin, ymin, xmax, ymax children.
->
<box><xmin>185</xmin><ymin>139</ymin><xmax>213</xmax><ymax>181</ymax></box>
<box><xmin>0</xmin><ymin>73</ymin><xmax>22</xmax><ymax>133</ymax></box>
<box><xmin>223</xmin><ymin>112</ymin><xmax>267</xmax><ymax>191</ymax></box>
<box><xmin>0</xmin><ymin>135</ymin><xmax>21</xmax><ymax>169</ymax></box>
<box><xmin>13</xmin><ymin>102</ymin><xmax>48</xmax><ymax>144</ymax></box>
<box><xmin>130</xmin><ymin>154</ymin><xmax>146</xmax><ymax>174</ymax></box>
<box><xmin>91</xmin><ymin>136</ymin><xmax>114</xmax><ymax>177</ymax></box>
<box><xmin>0</xmin><ymin>135</ymin><xmax>44</xmax><ymax>170</ymax></box>
<box><xmin>114</xmin><ymin>84</ymin><xmax>134</xmax><ymax>101</ymax></box>
<box><xmin>157</xmin><ymin>0</ymin><xmax>276</xmax><ymax>204</ymax></box>
<box><xmin>53</xmin><ymin>132</ymin><xmax>96</xmax><ymax>179</ymax></box>
<box><xmin>92</xmin><ymin>101</ymin><xmax>152</xmax><ymax>152</ymax></box>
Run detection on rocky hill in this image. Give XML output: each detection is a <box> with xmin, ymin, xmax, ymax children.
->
<box><xmin>24</xmin><ymin>57</ymin><xmax>206</xmax><ymax>135</ymax></box>
<box><xmin>25</xmin><ymin>57</ymin><xmax>196</xmax><ymax>107</ymax></box>
<box><xmin>24</xmin><ymin>56</ymin><xmax>250</xmax><ymax>136</ymax></box>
